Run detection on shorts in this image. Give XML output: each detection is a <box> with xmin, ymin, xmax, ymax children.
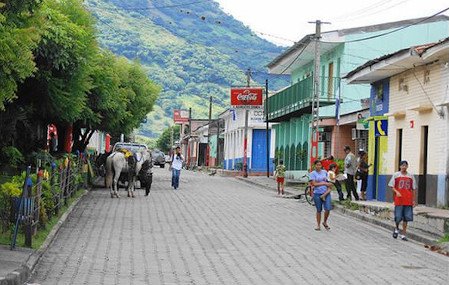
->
<box><xmin>313</xmin><ymin>193</ymin><xmax>332</xmax><ymax>212</ymax></box>
<box><xmin>394</xmin><ymin>205</ymin><xmax>413</xmax><ymax>223</ymax></box>
<box><xmin>276</xmin><ymin>177</ymin><xmax>285</xmax><ymax>183</ymax></box>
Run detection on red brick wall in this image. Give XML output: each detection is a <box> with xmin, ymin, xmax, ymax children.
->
<box><xmin>331</xmin><ymin>125</ymin><xmax>356</xmax><ymax>160</ymax></box>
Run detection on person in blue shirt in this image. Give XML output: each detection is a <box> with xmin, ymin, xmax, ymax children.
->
<box><xmin>310</xmin><ymin>160</ymin><xmax>333</xmax><ymax>231</ymax></box>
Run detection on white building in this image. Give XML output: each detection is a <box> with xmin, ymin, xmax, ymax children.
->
<box><xmin>346</xmin><ymin>37</ymin><xmax>449</xmax><ymax>207</ymax></box>
<box><xmin>220</xmin><ymin>109</ymin><xmax>276</xmax><ymax>173</ymax></box>
<box><xmin>86</xmin><ymin>131</ymin><xmax>109</xmax><ymax>154</ymax></box>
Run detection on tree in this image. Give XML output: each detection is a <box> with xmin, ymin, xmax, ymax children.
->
<box><xmin>156</xmin><ymin>125</ymin><xmax>180</xmax><ymax>153</ymax></box>
<box><xmin>0</xmin><ymin>0</ymin><xmax>160</xmax><ymax>156</ymax></box>
<box><xmin>71</xmin><ymin>52</ymin><xmax>160</xmax><ymax>152</ymax></box>
<box><xmin>0</xmin><ymin>0</ymin><xmax>42</xmax><ymax>109</ymax></box>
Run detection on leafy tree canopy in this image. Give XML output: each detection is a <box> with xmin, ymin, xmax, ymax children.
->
<box><xmin>156</xmin><ymin>125</ymin><xmax>180</xmax><ymax>153</ymax></box>
<box><xmin>0</xmin><ymin>0</ymin><xmax>160</xmax><ymax>155</ymax></box>
<box><xmin>0</xmin><ymin>0</ymin><xmax>42</xmax><ymax>109</ymax></box>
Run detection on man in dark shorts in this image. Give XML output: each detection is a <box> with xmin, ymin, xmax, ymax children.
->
<box><xmin>388</xmin><ymin>160</ymin><xmax>417</xmax><ymax>241</ymax></box>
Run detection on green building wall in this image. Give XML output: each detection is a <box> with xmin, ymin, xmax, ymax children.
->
<box><xmin>272</xmin><ymin>19</ymin><xmax>449</xmax><ymax>179</ymax></box>
<box><xmin>274</xmin><ymin>114</ymin><xmax>311</xmax><ymax>179</ymax></box>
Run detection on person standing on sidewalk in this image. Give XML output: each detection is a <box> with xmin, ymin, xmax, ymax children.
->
<box><xmin>356</xmin><ymin>151</ymin><xmax>370</xmax><ymax>200</ymax></box>
<box><xmin>389</xmin><ymin>160</ymin><xmax>417</xmax><ymax>241</ymax></box>
<box><xmin>328</xmin><ymin>163</ymin><xmax>344</xmax><ymax>201</ymax></box>
<box><xmin>170</xmin><ymin>146</ymin><xmax>184</xmax><ymax>190</ymax></box>
<box><xmin>343</xmin><ymin>145</ymin><xmax>359</xmax><ymax>200</ymax></box>
<box><xmin>310</xmin><ymin>160</ymin><xmax>332</xmax><ymax>231</ymax></box>
<box><xmin>274</xmin><ymin>159</ymin><xmax>286</xmax><ymax>196</ymax></box>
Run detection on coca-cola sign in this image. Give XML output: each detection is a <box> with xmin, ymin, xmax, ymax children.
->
<box><xmin>173</xmin><ymin>109</ymin><xmax>189</xmax><ymax>124</ymax></box>
<box><xmin>230</xmin><ymin>87</ymin><xmax>263</xmax><ymax>108</ymax></box>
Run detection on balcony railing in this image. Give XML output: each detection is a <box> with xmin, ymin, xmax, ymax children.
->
<box><xmin>266</xmin><ymin>77</ymin><xmax>337</xmax><ymax>122</ymax></box>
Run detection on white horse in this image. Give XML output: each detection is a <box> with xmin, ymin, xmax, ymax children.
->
<box><xmin>105</xmin><ymin>149</ymin><xmax>151</xmax><ymax>198</ymax></box>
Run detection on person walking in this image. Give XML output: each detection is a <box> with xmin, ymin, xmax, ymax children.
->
<box><xmin>170</xmin><ymin>146</ymin><xmax>184</xmax><ymax>190</ymax></box>
<box><xmin>310</xmin><ymin>160</ymin><xmax>332</xmax><ymax>231</ymax></box>
<box><xmin>356</xmin><ymin>151</ymin><xmax>370</xmax><ymax>200</ymax></box>
<box><xmin>389</xmin><ymin>160</ymin><xmax>417</xmax><ymax>241</ymax></box>
<box><xmin>275</xmin><ymin>159</ymin><xmax>285</xmax><ymax>196</ymax></box>
<box><xmin>274</xmin><ymin>159</ymin><xmax>286</xmax><ymax>196</ymax></box>
<box><xmin>343</xmin><ymin>145</ymin><xmax>359</xmax><ymax>200</ymax></box>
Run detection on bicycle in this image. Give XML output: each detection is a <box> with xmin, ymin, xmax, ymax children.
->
<box><xmin>296</xmin><ymin>173</ymin><xmax>315</xmax><ymax>206</ymax></box>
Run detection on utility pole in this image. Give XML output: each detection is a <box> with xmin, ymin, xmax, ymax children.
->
<box><xmin>188</xmin><ymin>107</ymin><xmax>192</xmax><ymax>169</ymax></box>
<box><xmin>170</xmin><ymin>125</ymin><xmax>174</xmax><ymax>154</ymax></box>
<box><xmin>243</xmin><ymin>68</ymin><xmax>251</xmax><ymax>178</ymax></box>
<box><xmin>308</xmin><ymin>20</ymin><xmax>330</xmax><ymax>167</ymax></box>
<box><xmin>216</xmin><ymin>119</ymin><xmax>221</xmax><ymax>168</ymax></box>
<box><xmin>265</xmin><ymin>79</ymin><xmax>270</xmax><ymax>178</ymax></box>
<box><xmin>207</xmin><ymin>96</ymin><xmax>212</xmax><ymax>166</ymax></box>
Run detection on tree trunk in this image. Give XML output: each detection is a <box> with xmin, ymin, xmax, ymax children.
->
<box><xmin>71</xmin><ymin>124</ymin><xmax>95</xmax><ymax>153</ymax></box>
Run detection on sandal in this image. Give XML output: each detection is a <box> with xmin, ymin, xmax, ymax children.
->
<box><xmin>322</xmin><ymin>223</ymin><xmax>330</xmax><ymax>230</ymax></box>
<box><xmin>314</xmin><ymin>227</ymin><xmax>321</xmax><ymax>231</ymax></box>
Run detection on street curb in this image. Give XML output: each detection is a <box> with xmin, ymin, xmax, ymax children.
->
<box><xmin>234</xmin><ymin>176</ymin><xmax>447</xmax><ymax>251</ymax></box>
<box><xmin>1</xmin><ymin>189</ymin><xmax>89</xmax><ymax>285</ymax></box>
<box><xmin>234</xmin><ymin>176</ymin><xmax>298</xmax><ymax>196</ymax></box>
<box><xmin>331</xmin><ymin>204</ymin><xmax>439</xmax><ymax>245</ymax></box>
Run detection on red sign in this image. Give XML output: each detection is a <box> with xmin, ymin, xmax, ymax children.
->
<box><xmin>174</xmin><ymin>109</ymin><xmax>189</xmax><ymax>124</ymax></box>
<box><xmin>230</xmin><ymin>87</ymin><xmax>263</xmax><ymax>108</ymax></box>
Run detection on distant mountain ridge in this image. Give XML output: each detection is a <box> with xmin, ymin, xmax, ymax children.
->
<box><xmin>85</xmin><ymin>0</ymin><xmax>289</xmax><ymax>138</ymax></box>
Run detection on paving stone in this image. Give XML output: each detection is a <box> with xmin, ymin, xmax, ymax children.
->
<box><xmin>28</xmin><ymin>168</ymin><xmax>449</xmax><ymax>284</ymax></box>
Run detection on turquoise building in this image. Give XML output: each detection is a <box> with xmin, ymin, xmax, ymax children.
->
<box><xmin>267</xmin><ymin>16</ymin><xmax>449</xmax><ymax>179</ymax></box>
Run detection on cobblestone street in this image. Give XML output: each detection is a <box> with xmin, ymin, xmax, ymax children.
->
<box><xmin>29</xmin><ymin>168</ymin><xmax>449</xmax><ymax>284</ymax></box>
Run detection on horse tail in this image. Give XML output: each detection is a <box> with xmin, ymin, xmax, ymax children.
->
<box><xmin>105</xmin><ymin>157</ymin><xmax>113</xmax><ymax>188</ymax></box>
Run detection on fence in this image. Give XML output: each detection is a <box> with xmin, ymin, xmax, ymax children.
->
<box><xmin>0</xmin><ymin>155</ymin><xmax>86</xmax><ymax>249</ymax></box>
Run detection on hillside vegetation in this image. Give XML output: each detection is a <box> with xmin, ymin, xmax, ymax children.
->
<box><xmin>85</xmin><ymin>0</ymin><xmax>288</xmax><ymax>138</ymax></box>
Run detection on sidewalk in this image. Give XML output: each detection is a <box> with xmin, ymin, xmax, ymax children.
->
<box><xmin>235</xmin><ymin>175</ymin><xmax>449</xmax><ymax>255</ymax></box>
<box><xmin>0</xmin><ymin>176</ymin><xmax>99</xmax><ymax>285</ymax></box>
<box><xmin>0</xmin><ymin>245</ymin><xmax>33</xmax><ymax>285</ymax></box>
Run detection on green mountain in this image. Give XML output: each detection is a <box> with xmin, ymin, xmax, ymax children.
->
<box><xmin>85</xmin><ymin>0</ymin><xmax>288</xmax><ymax>138</ymax></box>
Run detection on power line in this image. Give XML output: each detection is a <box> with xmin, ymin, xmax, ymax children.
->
<box><xmin>333</xmin><ymin>0</ymin><xmax>411</xmax><ymax>23</ymax></box>
<box><xmin>343</xmin><ymin>50</ymin><xmax>444</xmax><ymax>116</ymax></box>
<box><xmin>278</xmin><ymin>40</ymin><xmax>311</xmax><ymax>75</ymax></box>
<box><xmin>253</xmin><ymin>30</ymin><xmax>296</xmax><ymax>43</ymax></box>
<box><xmin>331</xmin><ymin>0</ymin><xmax>391</xmax><ymax>21</ymax></box>
<box><xmin>322</xmin><ymin>6</ymin><xmax>449</xmax><ymax>44</ymax></box>
<box><xmin>105</xmin><ymin>0</ymin><xmax>209</xmax><ymax>11</ymax></box>
<box><xmin>88</xmin><ymin>4</ymin><xmax>285</xmax><ymax>81</ymax></box>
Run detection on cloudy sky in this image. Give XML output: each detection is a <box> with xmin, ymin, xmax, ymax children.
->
<box><xmin>214</xmin><ymin>0</ymin><xmax>449</xmax><ymax>46</ymax></box>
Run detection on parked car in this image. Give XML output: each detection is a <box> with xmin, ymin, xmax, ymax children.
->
<box><xmin>151</xmin><ymin>149</ymin><xmax>166</xmax><ymax>168</ymax></box>
<box><xmin>112</xmin><ymin>142</ymin><xmax>148</xmax><ymax>153</ymax></box>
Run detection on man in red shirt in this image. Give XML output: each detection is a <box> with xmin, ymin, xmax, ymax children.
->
<box><xmin>388</xmin><ymin>160</ymin><xmax>417</xmax><ymax>241</ymax></box>
<box><xmin>321</xmin><ymin>155</ymin><xmax>338</xmax><ymax>173</ymax></box>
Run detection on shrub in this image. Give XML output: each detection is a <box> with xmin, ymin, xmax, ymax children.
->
<box><xmin>0</xmin><ymin>182</ymin><xmax>22</xmax><ymax>198</ymax></box>
<box><xmin>27</xmin><ymin>151</ymin><xmax>54</xmax><ymax>169</ymax></box>
<box><xmin>1</xmin><ymin>146</ymin><xmax>24</xmax><ymax>168</ymax></box>
<box><xmin>335</xmin><ymin>159</ymin><xmax>345</xmax><ymax>174</ymax></box>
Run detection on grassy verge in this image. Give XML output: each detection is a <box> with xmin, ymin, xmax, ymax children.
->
<box><xmin>438</xmin><ymin>233</ymin><xmax>449</xmax><ymax>243</ymax></box>
<box><xmin>0</xmin><ymin>188</ymin><xmax>85</xmax><ymax>249</ymax></box>
<box><xmin>334</xmin><ymin>199</ymin><xmax>360</xmax><ymax>211</ymax></box>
